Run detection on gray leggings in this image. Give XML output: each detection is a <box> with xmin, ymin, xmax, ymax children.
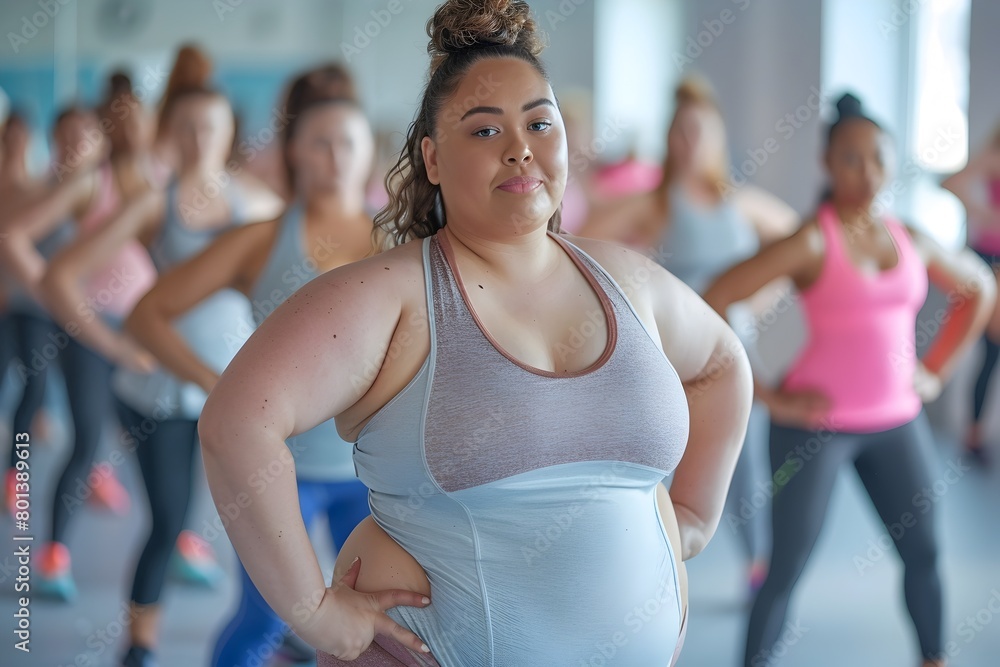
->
<box><xmin>744</xmin><ymin>413</ymin><xmax>944</xmax><ymax>666</ymax></box>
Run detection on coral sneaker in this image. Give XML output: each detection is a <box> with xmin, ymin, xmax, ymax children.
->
<box><xmin>170</xmin><ymin>530</ymin><xmax>223</xmax><ymax>588</ymax></box>
<box><xmin>88</xmin><ymin>466</ymin><xmax>131</xmax><ymax>515</ymax></box>
<box><xmin>36</xmin><ymin>542</ymin><xmax>77</xmax><ymax>602</ymax></box>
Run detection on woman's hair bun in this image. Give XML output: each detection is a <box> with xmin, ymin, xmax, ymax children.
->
<box><xmin>108</xmin><ymin>71</ymin><xmax>133</xmax><ymax>98</ymax></box>
<box><xmin>835</xmin><ymin>92</ymin><xmax>864</xmax><ymax>121</ymax></box>
<box><xmin>427</xmin><ymin>0</ymin><xmax>544</xmax><ymax>72</ymax></box>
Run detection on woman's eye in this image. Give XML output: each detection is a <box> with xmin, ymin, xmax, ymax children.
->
<box><xmin>529</xmin><ymin>121</ymin><xmax>552</xmax><ymax>132</ymax></box>
<box><xmin>474</xmin><ymin>128</ymin><xmax>498</xmax><ymax>138</ymax></box>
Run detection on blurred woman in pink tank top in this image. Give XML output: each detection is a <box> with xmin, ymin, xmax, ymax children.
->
<box><xmin>942</xmin><ymin>121</ymin><xmax>1000</xmax><ymax>463</ymax></box>
<box><xmin>706</xmin><ymin>93</ymin><xmax>995</xmax><ymax>667</ymax></box>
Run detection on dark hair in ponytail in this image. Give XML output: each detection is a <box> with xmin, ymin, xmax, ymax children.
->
<box><xmin>826</xmin><ymin>92</ymin><xmax>881</xmax><ymax>149</ymax></box>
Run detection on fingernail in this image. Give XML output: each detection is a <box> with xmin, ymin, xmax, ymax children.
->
<box><xmin>351</xmin><ymin>556</ymin><xmax>360</xmax><ymax>566</ymax></box>
<box><xmin>421</xmin><ymin>596</ymin><xmax>430</xmax><ymax>605</ymax></box>
<box><xmin>421</xmin><ymin>643</ymin><xmax>430</xmax><ymax>653</ymax></box>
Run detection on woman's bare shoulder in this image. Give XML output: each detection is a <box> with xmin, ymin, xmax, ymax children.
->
<box><xmin>562</xmin><ymin>234</ymin><xmax>660</xmax><ymax>279</ymax></box>
<box><xmin>292</xmin><ymin>235</ymin><xmax>428</xmax><ymax>305</ymax></box>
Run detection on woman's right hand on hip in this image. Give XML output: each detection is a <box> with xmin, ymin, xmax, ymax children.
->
<box><xmin>304</xmin><ymin>556</ymin><xmax>432</xmax><ymax>660</ymax></box>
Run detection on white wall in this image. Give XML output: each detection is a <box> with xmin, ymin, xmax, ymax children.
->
<box><xmin>592</xmin><ymin>0</ymin><xmax>683</xmax><ymax>163</ymax></box>
<box><xmin>968</xmin><ymin>0</ymin><xmax>1000</xmax><ymax>149</ymax></box>
<box><xmin>679</xmin><ymin>0</ymin><xmax>824</xmax><ymax>215</ymax></box>
<box><xmin>1</xmin><ymin>0</ymin><xmax>595</xmax><ymax>147</ymax></box>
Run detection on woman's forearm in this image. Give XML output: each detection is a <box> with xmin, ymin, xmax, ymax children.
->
<box><xmin>0</xmin><ymin>230</ymin><xmax>46</xmax><ymax>297</ymax></box>
<box><xmin>924</xmin><ymin>272</ymin><xmax>997</xmax><ymax>381</ymax></box>
<box><xmin>127</xmin><ymin>301</ymin><xmax>218</xmax><ymax>392</ymax></box>
<box><xmin>672</xmin><ymin>335</ymin><xmax>754</xmax><ymax>559</ymax></box>
<box><xmin>39</xmin><ymin>266</ymin><xmax>124</xmax><ymax>362</ymax></box>
<box><xmin>199</xmin><ymin>396</ymin><xmax>328</xmax><ymax>636</ymax></box>
<box><xmin>5</xmin><ymin>170</ymin><xmax>94</xmax><ymax>241</ymax></box>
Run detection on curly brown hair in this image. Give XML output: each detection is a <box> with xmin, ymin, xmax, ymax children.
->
<box><xmin>374</xmin><ymin>0</ymin><xmax>559</xmax><ymax>247</ymax></box>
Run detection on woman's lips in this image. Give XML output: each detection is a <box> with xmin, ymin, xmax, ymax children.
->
<box><xmin>497</xmin><ymin>176</ymin><xmax>542</xmax><ymax>194</ymax></box>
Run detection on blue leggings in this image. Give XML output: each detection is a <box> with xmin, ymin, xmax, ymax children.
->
<box><xmin>211</xmin><ymin>477</ymin><xmax>371</xmax><ymax>667</ymax></box>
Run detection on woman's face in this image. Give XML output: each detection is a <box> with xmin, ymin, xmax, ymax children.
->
<box><xmin>170</xmin><ymin>94</ymin><xmax>234</xmax><ymax>169</ymax></box>
<box><xmin>421</xmin><ymin>57</ymin><xmax>567</xmax><ymax>239</ymax></box>
<box><xmin>108</xmin><ymin>94</ymin><xmax>149</xmax><ymax>155</ymax></box>
<box><xmin>2</xmin><ymin>118</ymin><xmax>29</xmax><ymax>161</ymax></box>
<box><xmin>288</xmin><ymin>103</ymin><xmax>374</xmax><ymax>198</ymax></box>
<box><xmin>825</xmin><ymin>119</ymin><xmax>887</xmax><ymax>206</ymax></box>
<box><xmin>667</xmin><ymin>103</ymin><xmax>726</xmax><ymax>177</ymax></box>
<box><xmin>53</xmin><ymin>111</ymin><xmax>105</xmax><ymax>167</ymax></box>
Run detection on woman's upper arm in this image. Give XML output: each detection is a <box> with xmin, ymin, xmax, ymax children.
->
<box><xmin>237</xmin><ymin>176</ymin><xmax>286</xmax><ymax>222</ymax></box>
<box><xmin>47</xmin><ymin>188</ymin><xmax>163</xmax><ymax>280</ymax></box>
<box><xmin>730</xmin><ymin>185</ymin><xmax>799</xmax><ymax>245</ymax></box>
<box><xmin>908</xmin><ymin>226</ymin><xmax>994</xmax><ymax>295</ymax></box>
<box><xmin>649</xmin><ymin>264</ymin><xmax>737</xmax><ymax>382</ymax></box>
<box><xmin>203</xmin><ymin>257</ymin><xmax>407</xmax><ymax>443</ymax></box>
<box><xmin>131</xmin><ymin>220</ymin><xmax>273</xmax><ymax>323</ymax></box>
<box><xmin>702</xmin><ymin>223</ymin><xmax>819</xmax><ymax>313</ymax></box>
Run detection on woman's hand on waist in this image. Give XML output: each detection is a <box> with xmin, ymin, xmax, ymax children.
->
<box><xmin>302</xmin><ymin>557</ymin><xmax>432</xmax><ymax>660</ymax></box>
<box><xmin>765</xmin><ymin>388</ymin><xmax>831</xmax><ymax>429</ymax></box>
<box><xmin>912</xmin><ymin>362</ymin><xmax>943</xmax><ymax>403</ymax></box>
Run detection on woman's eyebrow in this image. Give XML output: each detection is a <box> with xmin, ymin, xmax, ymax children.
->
<box><xmin>460</xmin><ymin>98</ymin><xmax>555</xmax><ymax>121</ymax></box>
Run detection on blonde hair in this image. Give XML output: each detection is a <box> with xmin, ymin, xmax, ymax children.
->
<box><xmin>657</xmin><ymin>75</ymin><xmax>730</xmax><ymax>203</ymax></box>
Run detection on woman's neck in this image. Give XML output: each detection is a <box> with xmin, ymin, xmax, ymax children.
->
<box><xmin>831</xmin><ymin>198</ymin><xmax>879</xmax><ymax>230</ymax></box>
<box><xmin>179</xmin><ymin>162</ymin><xmax>226</xmax><ymax>183</ymax></box>
<box><xmin>0</xmin><ymin>159</ymin><xmax>29</xmax><ymax>187</ymax></box>
<box><xmin>443</xmin><ymin>222</ymin><xmax>559</xmax><ymax>283</ymax></box>
<box><xmin>303</xmin><ymin>190</ymin><xmax>365</xmax><ymax>221</ymax></box>
<box><xmin>302</xmin><ymin>195</ymin><xmax>372</xmax><ymax>233</ymax></box>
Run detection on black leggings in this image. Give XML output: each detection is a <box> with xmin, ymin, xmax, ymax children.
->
<box><xmin>973</xmin><ymin>249</ymin><xmax>999</xmax><ymax>423</ymax></box>
<box><xmin>744</xmin><ymin>414</ymin><xmax>943</xmax><ymax>666</ymax></box>
<box><xmin>115</xmin><ymin>397</ymin><xmax>200</xmax><ymax>606</ymax></box>
<box><xmin>49</xmin><ymin>337</ymin><xmax>115</xmax><ymax>544</ymax></box>
<box><xmin>7</xmin><ymin>313</ymin><xmax>58</xmax><ymax>455</ymax></box>
<box><xmin>4</xmin><ymin>312</ymin><xmax>117</xmax><ymax>545</ymax></box>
